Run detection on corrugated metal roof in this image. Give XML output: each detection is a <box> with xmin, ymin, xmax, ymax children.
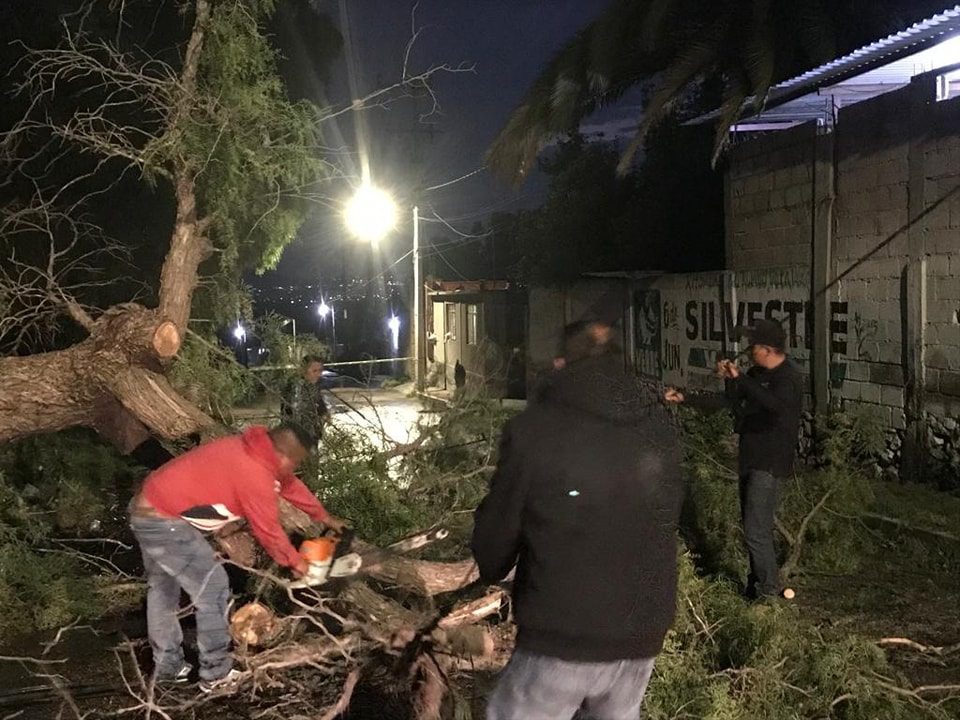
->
<box><xmin>690</xmin><ymin>5</ymin><xmax>960</xmax><ymax>127</ymax></box>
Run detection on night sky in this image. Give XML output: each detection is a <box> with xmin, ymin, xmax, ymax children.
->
<box><xmin>264</xmin><ymin>0</ymin><xmax>635</xmax><ymax>286</ymax></box>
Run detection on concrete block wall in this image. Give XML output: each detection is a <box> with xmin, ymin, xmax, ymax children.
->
<box><xmin>920</xmin><ymin>96</ymin><xmax>960</xmax><ymax>419</ymax></box>
<box><xmin>726</xmin><ymin>123</ymin><xmax>816</xmax><ymax>271</ymax></box>
<box><xmin>830</xmin><ymin>90</ymin><xmax>913</xmax><ymax>430</ymax></box>
<box><xmin>725</xmin><ymin>81</ymin><xmax>960</xmax><ymax>438</ymax></box>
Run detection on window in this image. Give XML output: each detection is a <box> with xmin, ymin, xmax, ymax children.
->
<box><xmin>445</xmin><ymin>303</ymin><xmax>457</xmax><ymax>341</ymax></box>
<box><xmin>466</xmin><ymin>304</ymin><xmax>480</xmax><ymax>345</ymax></box>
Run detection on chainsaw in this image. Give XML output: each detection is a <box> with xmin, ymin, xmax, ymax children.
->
<box><xmin>288</xmin><ymin>527</ymin><xmax>363</xmax><ymax>589</ymax></box>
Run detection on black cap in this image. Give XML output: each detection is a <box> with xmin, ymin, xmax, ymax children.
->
<box><xmin>743</xmin><ymin>319</ymin><xmax>786</xmax><ymax>351</ymax></box>
<box><xmin>579</xmin><ymin>291</ymin><xmax>622</xmax><ymax>326</ymax></box>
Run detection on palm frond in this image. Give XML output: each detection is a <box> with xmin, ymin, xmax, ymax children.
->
<box><xmin>710</xmin><ymin>71</ymin><xmax>750</xmax><ymax>167</ymax></box>
<box><xmin>617</xmin><ymin>31</ymin><xmax>724</xmax><ymax>176</ymax></box>
<box><xmin>743</xmin><ymin>0</ymin><xmax>775</xmax><ymax>111</ymax></box>
<box><xmin>640</xmin><ymin>0</ymin><xmax>678</xmax><ymax>51</ymax></box>
<box><xmin>486</xmin><ymin>3</ymin><xmax>656</xmax><ymax>185</ymax></box>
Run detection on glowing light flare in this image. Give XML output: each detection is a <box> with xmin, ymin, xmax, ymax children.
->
<box><xmin>233</xmin><ymin>324</ymin><xmax>246</xmax><ymax>341</ymax></box>
<box><xmin>318</xmin><ymin>301</ymin><xmax>331</xmax><ymax>318</ymax></box>
<box><xmin>344</xmin><ymin>183</ymin><xmax>398</xmax><ymax>244</ymax></box>
<box><xmin>387</xmin><ymin>315</ymin><xmax>401</xmax><ymax>352</ymax></box>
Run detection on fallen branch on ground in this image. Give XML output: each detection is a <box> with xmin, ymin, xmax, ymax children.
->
<box><xmin>879</xmin><ymin>638</ymin><xmax>960</xmax><ymax>657</ymax></box>
<box><xmin>781</xmin><ymin>489</ymin><xmax>835</xmax><ymax>579</ymax></box>
<box><xmin>863</xmin><ymin>513</ymin><xmax>960</xmax><ymax>543</ymax></box>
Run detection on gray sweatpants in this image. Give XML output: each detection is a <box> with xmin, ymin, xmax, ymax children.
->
<box><xmin>129</xmin><ymin>515</ymin><xmax>232</xmax><ymax>682</ymax></box>
<box><xmin>486</xmin><ymin>649</ymin><xmax>656</xmax><ymax>720</ymax></box>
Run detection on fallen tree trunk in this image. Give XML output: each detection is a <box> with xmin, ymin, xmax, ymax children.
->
<box><xmin>356</xmin><ymin>539</ymin><xmax>480</xmax><ymax>597</ymax></box>
<box><xmin>274</xmin><ymin>501</ymin><xmax>479</xmax><ymax>597</ymax></box>
<box><xmin>0</xmin><ymin>304</ymin><xmax>214</xmax><ymax>450</ymax></box>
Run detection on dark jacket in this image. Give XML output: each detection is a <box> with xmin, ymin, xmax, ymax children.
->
<box><xmin>471</xmin><ymin>353</ymin><xmax>683</xmax><ymax>662</ymax></box>
<box><xmin>729</xmin><ymin>359</ymin><xmax>803</xmax><ymax>478</ymax></box>
<box><xmin>281</xmin><ymin>377</ymin><xmax>329</xmax><ymax>438</ymax></box>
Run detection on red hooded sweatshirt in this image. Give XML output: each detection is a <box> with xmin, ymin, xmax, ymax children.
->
<box><xmin>142</xmin><ymin>426</ymin><xmax>330</xmax><ymax>568</ymax></box>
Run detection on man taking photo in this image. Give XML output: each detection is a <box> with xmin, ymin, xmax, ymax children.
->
<box><xmin>717</xmin><ymin>319</ymin><xmax>803</xmax><ymax>600</ymax></box>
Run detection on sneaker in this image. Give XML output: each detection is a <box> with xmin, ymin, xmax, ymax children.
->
<box><xmin>199</xmin><ymin>668</ymin><xmax>243</xmax><ymax>694</ymax></box>
<box><xmin>157</xmin><ymin>663</ymin><xmax>192</xmax><ymax>685</ymax></box>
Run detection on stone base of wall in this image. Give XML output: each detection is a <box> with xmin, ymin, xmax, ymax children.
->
<box><xmin>796</xmin><ymin>411</ymin><xmax>958</xmax><ymax>489</ymax></box>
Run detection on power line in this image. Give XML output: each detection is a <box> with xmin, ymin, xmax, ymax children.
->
<box><xmin>423</xmin><ymin>166</ymin><xmax>486</xmax><ymax>192</ymax></box>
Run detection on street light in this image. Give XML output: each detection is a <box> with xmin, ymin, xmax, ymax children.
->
<box><xmin>344</xmin><ymin>183</ymin><xmax>398</xmax><ymax>245</ymax></box>
<box><xmin>280</xmin><ymin>317</ymin><xmax>297</xmax><ymax>360</ymax></box>
<box><xmin>387</xmin><ymin>314</ymin><xmax>401</xmax><ymax>353</ymax></box>
<box><xmin>344</xmin><ymin>182</ymin><xmax>424</xmax><ymax>391</ymax></box>
<box><xmin>232</xmin><ymin>324</ymin><xmax>246</xmax><ymax>342</ymax></box>
<box><xmin>317</xmin><ymin>300</ymin><xmax>337</xmax><ymax>359</ymax></box>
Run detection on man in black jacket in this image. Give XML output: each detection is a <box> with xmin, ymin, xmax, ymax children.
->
<box><xmin>281</xmin><ymin>355</ymin><xmax>330</xmax><ymax>439</ymax></box>
<box><xmin>473</xmin><ymin>319</ymin><xmax>683</xmax><ymax>720</ymax></box>
<box><xmin>717</xmin><ymin>319</ymin><xmax>803</xmax><ymax>599</ymax></box>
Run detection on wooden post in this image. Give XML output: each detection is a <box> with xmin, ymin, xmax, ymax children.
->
<box><xmin>811</xmin><ymin>128</ymin><xmax>836</xmax><ymax>414</ymax></box>
<box><xmin>902</xmin><ymin>76</ymin><xmax>934</xmax><ymax>482</ymax></box>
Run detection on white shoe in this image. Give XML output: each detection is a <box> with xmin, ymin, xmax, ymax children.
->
<box><xmin>199</xmin><ymin>668</ymin><xmax>243</xmax><ymax>694</ymax></box>
<box><xmin>158</xmin><ymin>662</ymin><xmax>192</xmax><ymax>685</ymax></box>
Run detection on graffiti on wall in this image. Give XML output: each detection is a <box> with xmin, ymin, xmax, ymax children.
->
<box><xmin>684</xmin><ymin>300</ymin><xmax>849</xmax><ymax>354</ymax></box>
<box><xmin>633</xmin><ymin>275</ymin><xmax>851</xmax><ymax>388</ymax></box>
<box><xmin>634</xmin><ymin>289</ymin><xmax>662</xmax><ymax>379</ymax></box>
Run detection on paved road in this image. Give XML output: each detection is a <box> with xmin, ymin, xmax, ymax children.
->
<box><xmin>326</xmin><ymin>387</ymin><xmax>430</xmax><ymax>453</ymax></box>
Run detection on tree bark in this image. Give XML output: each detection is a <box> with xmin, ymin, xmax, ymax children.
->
<box><xmin>0</xmin><ymin>1</ymin><xmax>216</xmax><ymax>450</ymax></box>
<box><xmin>276</xmin><ymin>501</ymin><xmax>480</xmax><ymax>597</ymax></box>
<box><xmin>0</xmin><ymin>304</ymin><xmax>213</xmax><ymax>449</ymax></box>
<box><xmin>157</xmin><ymin>0</ymin><xmax>213</xmax><ymax>333</ymax></box>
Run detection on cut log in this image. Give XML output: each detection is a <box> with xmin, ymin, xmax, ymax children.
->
<box><xmin>278</xmin><ymin>500</ymin><xmax>480</xmax><ymax>597</ymax></box>
<box><xmin>231</xmin><ymin>601</ymin><xmax>280</xmax><ymax>648</ymax></box>
<box><xmin>152</xmin><ymin>320</ymin><xmax>181</xmax><ymax>358</ymax></box>
<box><xmin>438</xmin><ymin>590</ymin><xmax>506</xmax><ymax>629</ymax></box>
<box><xmin>357</xmin><ymin>543</ymin><xmax>479</xmax><ymax>597</ymax></box>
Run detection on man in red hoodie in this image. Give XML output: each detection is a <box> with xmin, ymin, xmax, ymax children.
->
<box><xmin>129</xmin><ymin>423</ymin><xmax>346</xmax><ymax>691</ymax></box>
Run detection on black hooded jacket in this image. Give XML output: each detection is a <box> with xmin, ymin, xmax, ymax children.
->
<box><xmin>471</xmin><ymin>353</ymin><xmax>683</xmax><ymax>661</ymax></box>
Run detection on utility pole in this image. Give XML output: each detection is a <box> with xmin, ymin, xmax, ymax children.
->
<box><xmin>413</xmin><ymin>205</ymin><xmax>424</xmax><ymax>391</ymax></box>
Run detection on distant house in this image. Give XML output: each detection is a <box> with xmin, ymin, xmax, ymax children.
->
<box><xmin>425</xmin><ymin>280</ymin><xmax>527</xmax><ymax>399</ymax></box>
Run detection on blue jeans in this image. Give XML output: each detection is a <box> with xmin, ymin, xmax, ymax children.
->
<box><xmin>486</xmin><ymin>649</ymin><xmax>656</xmax><ymax>720</ymax></box>
<box><xmin>129</xmin><ymin>516</ymin><xmax>232</xmax><ymax>682</ymax></box>
<box><xmin>739</xmin><ymin>470</ymin><xmax>782</xmax><ymax>597</ymax></box>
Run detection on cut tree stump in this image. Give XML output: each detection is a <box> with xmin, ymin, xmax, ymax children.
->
<box><xmin>152</xmin><ymin>320</ymin><xmax>181</xmax><ymax>358</ymax></box>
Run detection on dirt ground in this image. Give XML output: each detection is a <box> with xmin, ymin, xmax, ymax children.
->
<box><xmin>3</xmin><ymin>486</ymin><xmax>958</xmax><ymax>720</ymax></box>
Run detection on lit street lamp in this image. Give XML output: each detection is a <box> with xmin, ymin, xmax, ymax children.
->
<box><xmin>387</xmin><ymin>314</ymin><xmax>401</xmax><ymax>353</ymax></box>
<box><xmin>317</xmin><ymin>299</ymin><xmax>337</xmax><ymax>359</ymax></box>
<box><xmin>344</xmin><ymin>184</ymin><xmax>398</xmax><ymax>244</ymax></box>
<box><xmin>232</xmin><ymin>324</ymin><xmax>246</xmax><ymax>342</ymax></box>
<box><xmin>280</xmin><ymin>317</ymin><xmax>297</xmax><ymax>360</ymax></box>
<box><xmin>344</xmin><ymin>182</ymin><xmax>424</xmax><ymax>391</ymax></box>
